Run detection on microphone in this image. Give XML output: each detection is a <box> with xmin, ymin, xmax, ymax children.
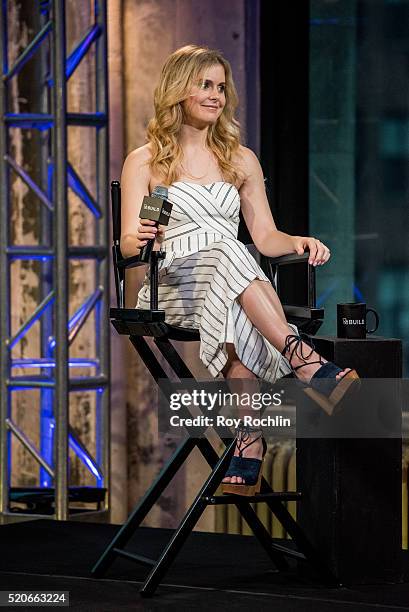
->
<box><xmin>138</xmin><ymin>186</ymin><xmax>172</xmax><ymax>263</ymax></box>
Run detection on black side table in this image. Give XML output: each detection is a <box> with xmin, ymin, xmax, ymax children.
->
<box><xmin>297</xmin><ymin>335</ymin><xmax>403</xmax><ymax>585</ymax></box>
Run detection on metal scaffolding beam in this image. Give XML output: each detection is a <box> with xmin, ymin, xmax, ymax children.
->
<box><xmin>0</xmin><ymin>0</ymin><xmax>110</xmax><ymax>522</ymax></box>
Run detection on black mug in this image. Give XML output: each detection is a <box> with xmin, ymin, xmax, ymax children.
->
<box><xmin>337</xmin><ymin>303</ymin><xmax>379</xmax><ymax>339</ymax></box>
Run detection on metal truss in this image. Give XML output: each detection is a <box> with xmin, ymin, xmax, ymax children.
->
<box><xmin>0</xmin><ymin>0</ymin><xmax>109</xmax><ymax>521</ymax></box>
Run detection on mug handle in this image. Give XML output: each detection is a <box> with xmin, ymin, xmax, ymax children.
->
<box><xmin>366</xmin><ymin>308</ymin><xmax>379</xmax><ymax>334</ymax></box>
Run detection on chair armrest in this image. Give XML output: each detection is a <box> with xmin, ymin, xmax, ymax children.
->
<box><xmin>283</xmin><ymin>305</ymin><xmax>324</xmax><ymax>320</ymax></box>
<box><xmin>267</xmin><ymin>252</ymin><xmax>310</xmax><ymax>265</ymax></box>
<box><xmin>117</xmin><ymin>250</ymin><xmax>166</xmax><ymax>270</ymax></box>
<box><xmin>117</xmin><ymin>254</ymin><xmax>147</xmax><ymax>269</ymax></box>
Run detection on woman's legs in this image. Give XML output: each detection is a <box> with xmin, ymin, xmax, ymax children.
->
<box><xmin>221</xmin><ymin>279</ymin><xmax>351</xmax><ymax>484</ymax></box>
<box><xmin>238</xmin><ymin>279</ymin><xmax>350</xmax><ymax>382</ymax></box>
<box><xmin>222</xmin><ymin>344</ymin><xmax>263</xmax><ymax>484</ymax></box>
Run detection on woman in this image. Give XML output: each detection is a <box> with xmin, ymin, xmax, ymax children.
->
<box><xmin>120</xmin><ymin>45</ymin><xmax>359</xmax><ymax>496</ymax></box>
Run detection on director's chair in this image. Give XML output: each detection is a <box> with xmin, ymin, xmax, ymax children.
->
<box><xmin>91</xmin><ymin>181</ymin><xmax>334</xmax><ymax>597</ymax></box>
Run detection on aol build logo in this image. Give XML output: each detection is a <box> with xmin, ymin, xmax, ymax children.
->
<box><xmin>343</xmin><ymin>317</ymin><xmax>365</xmax><ymax>325</ymax></box>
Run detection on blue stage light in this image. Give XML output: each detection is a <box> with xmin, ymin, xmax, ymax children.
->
<box><xmin>67</xmin><ymin>164</ymin><xmax>102</xmax><ymax>218</ymax></box>
<box><xmin>48</xmin><ymin>288</ymin><xmax>103</xmax><ymax>351</ymax></box>
<box><xmin>354</xmin><ymin>284</ymin><xmax>365</xmax><ymax>302</ymax></box>
<box><xmin>11</xmin><ymin>358</ymin><xmax>99</xmax><ymax>369</ymax></box>
<box><xmin>66</xmin><ymin>25</ymin><xmax>101</xmax><ymax>80</ymax></box>
<box><xmin>48</xmin><ymin>24</ymin><xmax>101</xmax><ymax>86</ymax></box>
<box><xmin>68</xmin><ymin>433</ymin><xmax>103</xmax><ymax>481</ymax></box>
<box><xmin>9</xmin><ymin>292</ymin><xmax>55</xmax><ymax>349</ymax></box>
<box><xmin>316</xmin><ymin>280</ymin><xmax>339</xmax><ymax>307</ymax></box>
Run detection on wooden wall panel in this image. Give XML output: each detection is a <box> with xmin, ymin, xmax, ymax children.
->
<box><xmin>115</xmin><ymin>0</ymin><xmax>248</xmax><ymax>530</ymax></box>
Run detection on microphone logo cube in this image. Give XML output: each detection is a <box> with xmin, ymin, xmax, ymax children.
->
<box><xmin>140</xmin><ymin>196</ymin><xmax>173</xmax><ymax>226</ymax></box>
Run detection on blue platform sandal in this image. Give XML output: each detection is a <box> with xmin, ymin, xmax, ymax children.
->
<box><xmin>282</xmin><ymin>333</ymin><xmax>361</xmax><ymax>416</ymax></box>
<box><xmin>221</xmin><ymin>423</ymin><xmax>267</xmax><ymax>497</ymax></box>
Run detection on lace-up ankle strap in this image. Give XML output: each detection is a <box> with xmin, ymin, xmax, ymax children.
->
<box><xmin>281</xmin><ymin>333</ymin><xmax>325</xmax><ymax>373</ymax></box>
<box><xmin>236</xmin><ymin>422</ymin><xmax>262</xmax><ymax>436</ymax></box>
<box><xmin>236</xmin><ymin>422</ymin><xmax>263</xmax><ymax>458</ymax></box>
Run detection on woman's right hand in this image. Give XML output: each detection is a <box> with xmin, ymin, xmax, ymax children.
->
<box><xmin>120</xmin><ymin>146</ymin><xmax>167</xmax><ymax>258</ymax></box>
<box><xmin>135</xmin><ymin>218</ymin><xmax>158</xmax><ymax>255</ymax></box>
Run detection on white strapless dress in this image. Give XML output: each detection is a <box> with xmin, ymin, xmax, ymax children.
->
<box><xmin>136</xmin><ymin>181</ymin><xmax>296</xmax><ymax>381</ymax></box>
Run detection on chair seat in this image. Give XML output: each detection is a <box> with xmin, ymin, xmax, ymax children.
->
<box><xmin>110</xmin><ymin>307</ymin><xmax>200</xmax><ymax>340</ymax></box>
<box><xmin>110</xmin><ymin>305</ymin><xmax>323</xmax><ymax>339</ymax></box>
<box><xmin>164</xmin><ymin>325</ymin><xmax>200</xmax><ymax>341</ymax></box>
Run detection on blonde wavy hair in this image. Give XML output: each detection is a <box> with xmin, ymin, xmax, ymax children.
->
<box><xmin>146</xmin><ymin>44</ymin><xmax>242</xmax><ymax>186</ymax></box>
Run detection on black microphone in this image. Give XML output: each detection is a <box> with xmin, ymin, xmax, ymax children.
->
<box><xmin>138</xmin><ymin>186</ymin><xmax>172</xmax><ymax>263</ymax></box>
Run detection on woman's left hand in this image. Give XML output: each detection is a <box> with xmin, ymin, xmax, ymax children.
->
<box><xmin>292</xmin><ymin>236</ymin><xmax>331</xmax><ymax>266</ymax></box>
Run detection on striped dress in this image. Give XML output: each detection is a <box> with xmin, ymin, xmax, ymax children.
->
<box><xmin>136</xmin><ymin>181</ymin><xmax>297</xmax><ymax>381</ymax></box>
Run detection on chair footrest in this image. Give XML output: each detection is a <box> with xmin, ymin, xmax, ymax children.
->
<box><xmin>202</xmin><ymin>491</ymin><xmax>302</xmax><ymax>504</ymax></box>
<box><xmin>112</xmin><ymin>547</ymin><xmax>156</xmax><ymax>566</ymax></box>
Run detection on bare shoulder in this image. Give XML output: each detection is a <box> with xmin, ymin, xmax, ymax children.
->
<box><xmin>122</xmin><ymin>143</ymin><xmax>152</xmax><ymax>173</ymax></box>
<box><xmin>234</xmin><ymin>145</ymin><xmax>262</xmax><ymax>188</ymax></box>
<box><xmin>120</xmin><ymin>144</ymin><xmax>154</xmax><ymax>193</ymax></box>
